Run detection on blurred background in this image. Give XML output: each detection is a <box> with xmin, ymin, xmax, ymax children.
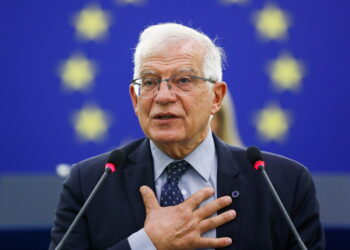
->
<box><xmin>1</xmin><ymin>0</ymin><xmax>349</xmax><ymax>249</ymax></box>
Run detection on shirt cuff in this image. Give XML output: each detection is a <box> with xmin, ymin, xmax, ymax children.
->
<box><xmin>128</xmin><ymin>228</ymin><xmax>156</xmax><ymax>250</ymax></box>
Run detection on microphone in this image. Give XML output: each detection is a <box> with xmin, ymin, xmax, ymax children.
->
<box><xmin>246</xmin><ymin>146</ymin><xmax>308</xmax><ymax>250</ymax></box>
<box><xmin>55</xmin><ymin>149</ymin><xmax>125</xmax><ymax>250</ymax></box>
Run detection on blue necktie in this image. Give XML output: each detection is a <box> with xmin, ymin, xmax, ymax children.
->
<box><xmin>160</xmin><ymin>160</ymin><xmax>189</xmax><ymax>207</ymax></box>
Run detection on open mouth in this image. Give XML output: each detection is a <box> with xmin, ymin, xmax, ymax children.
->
<box><xmin>154</xmin><ymin>114</ymin><xmax>178</xmax><ymax>120</ymax></box>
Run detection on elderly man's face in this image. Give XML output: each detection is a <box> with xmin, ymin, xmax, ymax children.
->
<box><xmin>130</xmin><ymin>43</ymin><xmax>226</xmax><ymax>149</ymax></box>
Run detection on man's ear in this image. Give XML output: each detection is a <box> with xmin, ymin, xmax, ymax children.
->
<box><xmin>211</xmin><ymin>82</ymin><xmax>227</xmax><ymax>115</ymax></box>
<box><xmin>129</xmin><ymin>84</ymin><xmax>139</xmax><ymax>115</ymax></box>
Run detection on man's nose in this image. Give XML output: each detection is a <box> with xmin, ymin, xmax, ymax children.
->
<box><xmin>158</xmin><ymin>80</ymin><xmax>172</xmax><ymax>91</ymax></box>
<box><xmin>154</xmin><ymin>80</ymin><xmax>176</xmax><ymax>103</ymax></box>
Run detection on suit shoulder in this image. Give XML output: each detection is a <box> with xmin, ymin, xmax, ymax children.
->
<box><xmin>224</xmin><ymin>145</ymin><xmax>314</xmax><ymax>192</ymax></box>
<box><xmin>223</xmin><ymin>143</ymin><xmax>308</xmax><ymax>175</ymax></box>
<box><xmin>261</xmin><ymin>151</ymin><xmax>307</xmax><ymax>172</ymax></box>
<box><xmin>257</xmin><ymin>150</ymin><xmax>311</xmax><ymax>184</ymax></box>
<box><xmin>75</xmin><ymin>138</ymin><xmax>146</xmax><ymax>173</ymax></box>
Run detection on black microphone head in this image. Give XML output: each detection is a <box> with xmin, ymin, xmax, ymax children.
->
<box><xmin>107</xmin><ymin>149</ymin><xmax>125</xmax><ymax>166</ymax></box>
<box><xmin>246</xmin><ymin>146</ymin><xmax>263</xmax><ymax>165</ymax></box>
<box><xmin>105</xmin><ymin>149</ymin><xmax>125</xmax><ymax>173</ymax></box>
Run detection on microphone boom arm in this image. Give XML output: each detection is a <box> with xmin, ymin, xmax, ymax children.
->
<box><xmin>258</xmin><ymin>164</ymin><xmax>308</xmax><ymax>250</ymax></box>
<box><xmin>55</xmin><ymin>167</ymin><xmax>112</xmax><ymax>250</ymax></box>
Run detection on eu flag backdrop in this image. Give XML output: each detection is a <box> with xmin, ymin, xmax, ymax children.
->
<box><xmin>1</xmin><ymin>0</ymin><xmax>349</xmax><ymax>174</ymax></box>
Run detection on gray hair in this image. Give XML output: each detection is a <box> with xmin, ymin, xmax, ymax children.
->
<box><xmin>133</xmin><ymin>23</ymin><xmax>225</xmax><ymax>82</ymax></box>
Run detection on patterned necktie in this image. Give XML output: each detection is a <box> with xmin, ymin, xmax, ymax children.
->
<box><xmin>160</xmin><ymin>160</ymin><xmax>189</xmax><ymax>207</ymax></box>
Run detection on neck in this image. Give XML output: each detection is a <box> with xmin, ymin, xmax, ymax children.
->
<box><xmin>153</xmin><ymin>129</ymin><xmax>210</xmax><ymax>159</ymax></box>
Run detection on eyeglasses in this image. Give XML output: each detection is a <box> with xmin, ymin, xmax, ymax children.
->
<box><xmin>131</xmin><ymin>74</ymin><xmax>216</xmax><ymax>98</ymax></box>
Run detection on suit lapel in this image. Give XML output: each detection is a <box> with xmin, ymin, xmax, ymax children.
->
<box><xmin>123</xmin><ymin>139</ymin><xmax>156</xmax><ymax>229</ymax></box>
<box><xmin>214</xmin><ymin>135</ymin><xmax>242</xmax><ymax>249</ymax></box>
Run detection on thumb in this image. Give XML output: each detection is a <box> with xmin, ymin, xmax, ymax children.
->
<box><xmin>140</xmin><ymin>185</ymin><xmax>160</xmax><ymax>213</ymax></box>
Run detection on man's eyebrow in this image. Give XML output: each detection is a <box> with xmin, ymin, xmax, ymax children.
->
<box><xmin>175</xmin><ymin>68</ymin><xmax>197</xmax><ymax>74</ymax></box>
<box><xmin>140</xmin><ymin>68</ymin><xmax>197</xmax><ymax>77</ymax></box>
<box><xmin>140</xmin><ymin>70</ymin><xmax>159</xmax><ymax>76</ymax></box>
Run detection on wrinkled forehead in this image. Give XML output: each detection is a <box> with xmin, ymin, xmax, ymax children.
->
<box><xmin>139</xmin><ymin>40</ymin><xmax>206</xmax><ymax>73</ymax></box>
<box><xmin>149</xmin><ymin>39</ymin><xmax>204</xmax><ymax>56</ymax></box>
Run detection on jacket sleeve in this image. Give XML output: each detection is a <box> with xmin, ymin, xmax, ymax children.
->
<box><xmin>49</xmin><ymin>164</ymin><xmax>131</xmax><ymax>250</ymax></box>
<box><xmin>288</xmin><ymin>167</ymin><xmax>325</xmax><ymax>250</ymax></box>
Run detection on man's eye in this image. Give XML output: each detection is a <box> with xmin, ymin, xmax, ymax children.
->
<box><xmin>175</xmin><ymin>76</ymin><xmax>193</xmax><ymax>85</ymax></box>
<box><xmin>142</xmin><ymin>79</ymin><xmax>157</xmax><ymax>87</ymax></box>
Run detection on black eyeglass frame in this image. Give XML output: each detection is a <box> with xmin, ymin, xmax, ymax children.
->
<box><xmin>131</xmin><ymin>75</ymin><xmax>217</xmax><ymax>97</ymax></box>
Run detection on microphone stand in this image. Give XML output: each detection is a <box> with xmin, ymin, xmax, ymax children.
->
<box><xmin>258</xmin><ymin>165</ymin><xmax>308</xmax><ymax>250</ymax></box>
<box><xmin>55</xmin><ymin>167</ymin><xmax>112</xmax><ymax>250</ymax></box>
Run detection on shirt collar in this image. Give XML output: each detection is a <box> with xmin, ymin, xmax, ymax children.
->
<box><xmin>151</xmin><ymin>131</ymin><xmax>216</xmax><ymax>182</ymax></box>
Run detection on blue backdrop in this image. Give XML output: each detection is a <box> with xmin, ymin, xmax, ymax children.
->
<box><xmin>1</xmin><ymin>0</ymin><xmax>349</xmax><ymax>174</ymax></box>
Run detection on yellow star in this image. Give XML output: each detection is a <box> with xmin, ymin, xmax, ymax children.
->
<box><xmin>72</xmin><ymin>104</ymin><xmax>111</xmax><ymax>142</ymax></box>
<box><xmin>73</xmin><ymin>4</ymin><xmax>111</xmax><ymax>41</ymax></box>
<box><xmin>254</xmin><ymin>103</ymin><xmax>291</xmax><ymax>142</ymax></box>
<box><xmin>253</xmin><ymin>4</ymin><xmax>291</xmax><ymax>41</ymax></box>
<box><xmin>59</xmin><ymin>53</ymin><xmax>97</xmax><ymax>91</ymax></box>
<box><xmin>268</xmin><ymin>53</ymin><xmax>305</xmax><ymax>92</ymax></box>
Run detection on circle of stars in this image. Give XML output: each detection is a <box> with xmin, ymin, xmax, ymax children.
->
<box><xmin>55</xmin><ymin>1</ymin><xmax>147</xmax><ymax>175</ymax></box>
<box><xmin>253</xmin><ymin>3</ymin><xmax>304</xmax><ymax>143</ymax></box>
<box><xmin>57</xmin><ymin>3</ymin><xmax>118</xmax><ymax>144</ymax></box>
<box><xmin>57</xmin><ymin>1</ymin><xmax>305</xmax><ymax>146</ymax></box>
<box><xmin>219</xmin><ymin>1</ymin><xmax>306</xmax><ymax>143</ymax></box>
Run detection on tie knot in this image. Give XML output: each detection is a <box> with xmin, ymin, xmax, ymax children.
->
<box><xmin>166</xmin><ymin>160</ymin><xmax>189</xmax><ymax>183</ymax></box>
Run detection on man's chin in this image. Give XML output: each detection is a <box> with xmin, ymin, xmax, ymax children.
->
<box><xmin>148</xmin><ymin>131</ymin><xmax>184</xmax><ymax>145</ymax></box>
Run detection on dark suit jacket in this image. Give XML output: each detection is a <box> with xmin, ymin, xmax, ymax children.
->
<box><xmin>49</xmin><ymin>135</ymin><xmax>325</xmax><ymax>250</ymax></box>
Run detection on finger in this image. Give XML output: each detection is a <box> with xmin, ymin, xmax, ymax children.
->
<box><xmin>140</xmin><ymin>185</ymin><xmax>160</xmax><ymax>212</ymax></box>
<box><xmin>195</xmin><ymin>195</ymin><xmax>232</xmax><ymax>219</ymax></box>
<box><xmin>199</xmin><ymin>210</ymin><xmax>236</xmax><ymax>233</ymax></box>
<box><xmin>197</xmin><ymin>237</ymin><xmax>232</xmax><ymax>249</ymax></box>
<box><xmin>183</xmin><ymin>187</ymin><xmax>214</xmax><ymax>210</ymax></box>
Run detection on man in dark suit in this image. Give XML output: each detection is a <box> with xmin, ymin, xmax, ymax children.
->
<box><xmin>50</xmin><ymin>23</ymin><xmax>325</xmax><ymax>249</ymax></box>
